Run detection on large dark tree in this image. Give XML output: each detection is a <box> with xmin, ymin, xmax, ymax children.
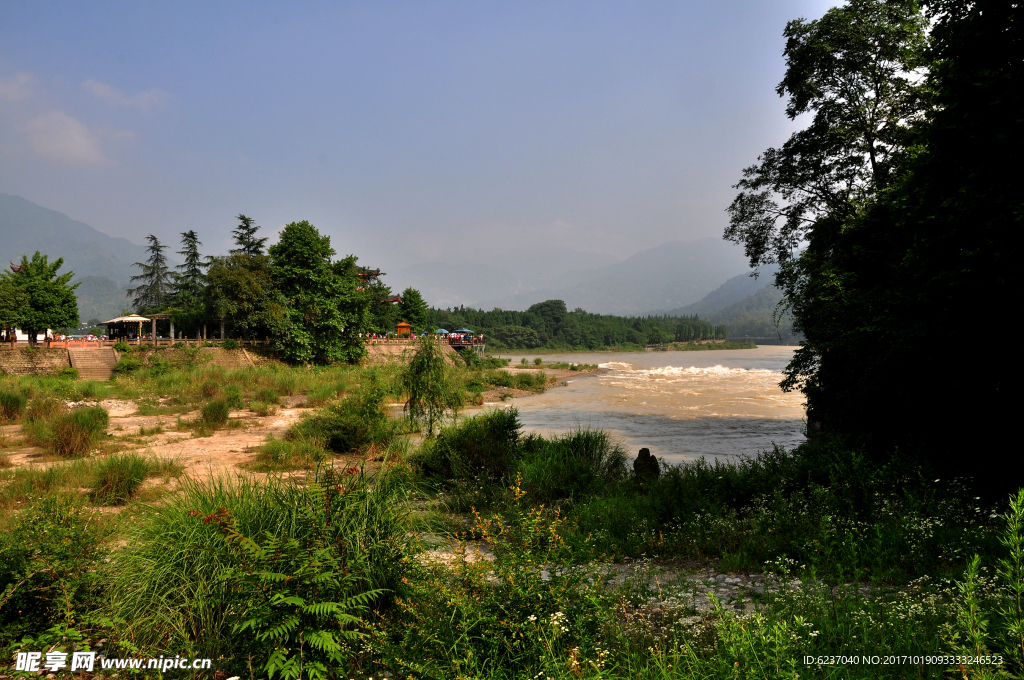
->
<box><xmin>726</xmin><ymin>0</ymin><xmax>1022</xmax><ymax>489</ymax></box>
<box><xmin>205</xmin><ymin>254</ymin><xmax>288</xmax><ymax>342</ymax></box>
<box><xmin>2</xmin><ymin>253</ymin><xmax>79</xmax><ymax>344</ymax></box>
<box><xmin>127</xmin><ymin>235</ymin><xmax>172</xmax><ymax>313</ymax></box>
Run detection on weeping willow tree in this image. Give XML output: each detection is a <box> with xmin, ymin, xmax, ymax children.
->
<box><xmin>401</xmin><ymin>337</ymin><xmax>464</xmax><ymax>435</ymax></box>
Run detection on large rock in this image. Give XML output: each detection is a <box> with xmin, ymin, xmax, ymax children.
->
<box><xmin>633</xmin><ymin>447</ymin><xmax>660</xmax><ymax>481</ymax></box>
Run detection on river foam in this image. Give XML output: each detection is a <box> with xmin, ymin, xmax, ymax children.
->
<box><xmin>496</xmin><ymin>347</ymin><xmax>806</xmax><ymax>464</ymax></box>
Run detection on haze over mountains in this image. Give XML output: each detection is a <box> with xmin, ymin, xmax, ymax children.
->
<box><xmin>2</xmin><ymin>194</ymin><xmax>788</xmax><ymax>333</ymax></box>
<box><xmin>0</xmin><ymin>194</ymin><xmax>173</xmax><ymax>322</ymax></box>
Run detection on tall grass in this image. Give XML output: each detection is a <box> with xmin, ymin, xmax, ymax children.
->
<box><xmin>518</xmin><ymin>427</ymin><xmax>628</xmax><ymax>502</ymax></box>
<box><xmin>0</xmin><ymin>390</ymin><xmax>26</xmax><ymax>422</ymax></box>
<box><xmin>90</xmin><ymin>453</ymin><xmax>181</xmax><ymax>505</ymax></box>
<box><xmin>23</xmin><ymin>405</ymin><xmax>109</xmax><ymax>457</ymax></box>
<box><xmin>104</xmin><ymin>467</ymin><xmax>410</xmax><ymax>672</ymax></box>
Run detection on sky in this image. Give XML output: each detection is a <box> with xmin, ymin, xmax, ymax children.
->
<box><xmin>0</xmin><ymin>0</ymin><xmax>836</xmax><ymax>287</ymax></box>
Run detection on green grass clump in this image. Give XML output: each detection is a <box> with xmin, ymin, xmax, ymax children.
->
<box><xmin>411</xmin><ymin>407</ymin><xmax>522</xmax><ymax>482</ymax></box>
<box><xmin>104</xmin><ymin>468</ymin><xmax>410</xmax><ymax>675</ymax></box>
<box><xmin>112</xmin><ymin>357</ymin><xmax>142</xmax><ymax>375</ymax></box>
<box><xmin>57</xmin><ymin>366</ymin><xmax>79</xmax><ymax>380</ymax></box>
<box><xmin>0</xmin><ymin>390</ymin><xmax>27</xmax><ymax>422</ymax></box>
<box><xmin>254</xmin><ymin>387</ymin><xmax>279</xmax><ymax>404</ymax></box>
<box><xmin>48</xmin><ymin>406</ymin><xmax>110</xmax><ymax>457</ymax></box>
<box><xmin>0</xmin><ymin>493</ymin><xmax>105</xmax><ymax>645</ymax></box>
<box><xmin>248</xmin><ymin>401</ymin><xmax>275</xmax><ymax>417</ymax></box>
<box><xmin>200</xmin><ymin>380</ymin><xmax>221</xmax><ymax>398</ymax></box>
<box><xmin>26</xmin><ymin>396</ymin><xmax>66</xmax><ymax>422</ymax></box>
<box><xmin>247</xmin><ymin>435</ymin><xmax>326</xmax><ymax>471</ymax></box>
<box><xmin>201</xmin><ymin>399</ymin><xmax>230</xmax><ymax>427</ymax></box>
<box><xmin>90</xmin><ymin>453</ymin><xmax>152</xmax><ymax>505</ymax></box>
<box><xmin>518</xmin><ymin>427</ymin><xmax>627</xmax><ymax>502</ymax></box>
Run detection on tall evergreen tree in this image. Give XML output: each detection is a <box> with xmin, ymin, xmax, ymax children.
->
<box><xmin>168</xmin><ymin>230</ymin><xmax>207</xmax><ymax>337</ymax></box>
<box><xmin>127</xmin><ymin>235</ymin><xmax>172</xmax><ymax>313</ymax></box>
<box><xmin>231</xmin><ymin>214</ymin><xmax>267</xmax><ymax>257</ymax></box>
<box><xmin>173</xmin><ymin>230</ymin><xmax>206</xmax><ymax>297</ymax></box>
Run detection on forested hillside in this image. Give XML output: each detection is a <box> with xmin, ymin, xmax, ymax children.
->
<box><xmin>426</xmin><ymin>299</ymin><xmax>727</xmax><ymax>350</ymax></box>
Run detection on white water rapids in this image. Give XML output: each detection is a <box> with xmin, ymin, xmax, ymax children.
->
<box><xmin>490</xmin><ymin>346</ymin><xmax>806</xmax><ymax>464</ymax></box>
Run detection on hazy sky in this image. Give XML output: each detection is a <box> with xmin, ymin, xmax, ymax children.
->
<box><xmin>1</xmin><ymin>0</ymin><xmax>835</xmax><ymax>275</ymax></box>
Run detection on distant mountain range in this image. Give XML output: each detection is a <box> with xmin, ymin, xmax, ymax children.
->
<box><xmin>655</xmin><ymin>269</ymin><xmax>800</xmax><ymax>342</ymax></box>
<box><xmin>2</xmin><ymin>192</ymin><xmax>794</xmax><ymax>334</ymax></box>
<box><xmin>465</xmin><ymin>238</ymin><xmax>752</xmax><ymax>316</ymax></box>
<box><xmin>0</xmin><ymin>193</ymin><xmax>168</xmax><ymax>322</ymax></box>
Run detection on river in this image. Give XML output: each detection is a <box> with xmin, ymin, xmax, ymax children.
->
<box><xmin>490</xmin><ymin>346</ymin><xmax>806</xmax><ymax>465</ymax></box>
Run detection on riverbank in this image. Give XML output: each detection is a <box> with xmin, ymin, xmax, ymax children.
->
<box><xmin>1</xmin><ymin>359</ymin><xmax>1019</xmax><ymax>679</ymax></box>
<box><xmin>489</xmin><ymin>339</ymin><xmax>756</xmax><ymax>358</ymax></box>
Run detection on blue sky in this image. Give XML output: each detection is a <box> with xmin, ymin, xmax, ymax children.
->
<box><xmin>1</xmin><ymin>0</ymin><xmax>835</xmax><ymax>283</ymax></box>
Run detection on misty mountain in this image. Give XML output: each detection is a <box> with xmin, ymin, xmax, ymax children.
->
<box><xmin>659</xmin><ymin>271</ymin><xmax>799</xmax><ymax>342</ymax></box>
<box><xmin>650</xmin><ymin>267</ymin><xmax>778</xmax><ymax>316</ymax></box>
<box><xmin>466</xmin><ymin>238</ymin><xmax>751</xmax><ymax>315</ymax></box>
<box><xmin>0</xmin><ymin>194</ymin><xmax>169</xmax><ymax>322</ymax></box>
<box><xmin>386</xmin><ymin>248</ymin><xmax>620</xmax><ymax>311</ymax></box>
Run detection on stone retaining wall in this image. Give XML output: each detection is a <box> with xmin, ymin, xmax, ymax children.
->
<box><xmin>0</xmin><ymin>348</ymin><xmax>72</xmax><ymax>376</ymax></box>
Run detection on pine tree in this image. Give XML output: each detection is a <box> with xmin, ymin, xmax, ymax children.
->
<box><xmin>173</xmin><ymin>230</ymin><xmax>206</xmax><ymax>297</ymax></box>
<box><xmin>231</xmin><ymin>214</ymin><xmax>268</xmax><ymax>257</ymax></box>
<box><xmin>127</xmin><ymin>235</ymin><xmax>172</xmax><ymax>313</ymax></box>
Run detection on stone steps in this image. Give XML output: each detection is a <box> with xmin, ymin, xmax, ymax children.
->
<box><xmin>69</xmin><ymin>348</ymin><xmax>118</xmax><ymax>381</ymax></box>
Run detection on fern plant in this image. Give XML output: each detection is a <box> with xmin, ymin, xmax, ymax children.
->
<box><xmin>192</xmin><ymin>469</ymin><xmax>392</xmax><ymax>680</ymax></box>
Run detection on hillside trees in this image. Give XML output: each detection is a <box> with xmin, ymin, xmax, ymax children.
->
<box><xmin>269</xmin><ymin>220</ymin><xmax>367</xmax><ymax>364</ymax></box>
<box><xmin>127</xmin><ymin>235</ymin><xmax>173</xmax><ymax>314</ymax></box>
<box><xmin>2</xmin><ymin>253</ymin><xmax>79</xmax><ymax>344</ymax></box>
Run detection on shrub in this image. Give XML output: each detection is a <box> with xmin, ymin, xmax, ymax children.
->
<box><xmin>0</xmin><ymin>493</ymin><xmax>106</xmax><ymax>645</ymax></box>
<box><xmin>201</xmin><ymin>399</ymin><xmax>230</xmax><ymax>427</ymax></box>
<box><xmin>0</xmin><ymin>389</ymin><xmax>27</xmax><ymax>422</ymax></box>
<box><xmin>26</xmin><ymin>396</ymin><xmax>66</xmax><ymax>422</ymax></box>
<box><xmin>411</xmin><ymin>407</ymin><xmax>522</xmax><ymax>482</ymax></box>
<box><xmin>48</xmin><ymin>406</ymin><xmax>109</xmax><ymax>457</ymax></box>
<box><xmin>402</xmin><ymin>338</ymin><xmax>464</xmax><ymax>435</ymax></box>
<box><xmin>57</xmin><ymin>366</ymin><xmax>80</xmax><ymax>380</ymax></box>
<box><xmin>200</xmin><ymin>380</ymin><xmax>221</xmax><ymax>398</ymax></box>
<box><xmin>112</xmin><ymin>340</ymin><xmax>132</xmax><ymax>353</ymax></box>
<box><xmin>533</xmin><ymin>357</ymin><xmax>543</xmax><ymax>365</ymax></box>
<box><xmin>290</xmin><ymin>375</ymin><xmax>394</xmax><ymax>453</ymax></box>
<box><xmin>222</xmin><ymin>338</ymin><xmax>240</xmax><ymax>350</ymax></box>
<box><xmin>249</xmin><ymin>400</ymin><xmax>276</xmax><ymax>417</ymax></box>
<box><xmin>249</xmin><ymin>435</ymin><xmax>325</xmax><ymax>471</ymax></box>
<box><xmin>112</xmin><ymin>357</ymin><xmax>142</xmax><ymax>375</ymax></box>
<box><xmin>518</xmin><ymin>427</ymin><xmax>627</xmax><ymax>502</ymax></box>
<box><xmin>225</xmin><ymin>384</ymin><xmax>243</xmax><ymax>409</ymax></box>
<box><xmin>91</xmin><ymin>453</ymin><xmax>152</xmax><ymax>505</ymax></box>
<box><xmin>255</xmin><ymin>387</ymin><xmax>279</xmax><ymax>404</ymax></box>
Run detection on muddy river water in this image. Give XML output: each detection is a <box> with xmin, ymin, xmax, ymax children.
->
<box><xmin>491</xmin><ymin>346</ymin><xmax>806</xmax><ymax>465</ymax></box>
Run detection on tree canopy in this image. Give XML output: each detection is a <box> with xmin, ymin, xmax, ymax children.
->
<box><xmin>268</xmin><ymin>220</ymin><xmax>367</xmax><ymax>365</ymax></box>
<box><xmin>1</xmin><ymin>252</ymin><xmax>79</xmax><ymax>343</ymax></box>
<box><xmin>724</xmin><ymin>0</ymin><xmax>1021</xmax><ymax>489</ymax></box>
